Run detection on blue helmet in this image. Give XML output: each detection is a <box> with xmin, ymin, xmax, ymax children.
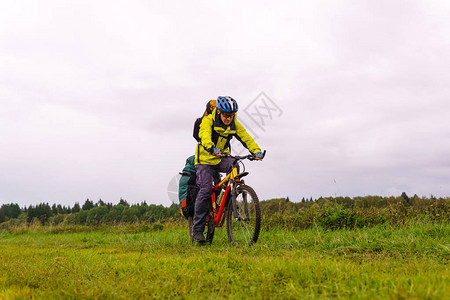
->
<box><xmin>217</xmin><ymin>96</ymin><xmax>238</xmax><ymax>113</ymax></box>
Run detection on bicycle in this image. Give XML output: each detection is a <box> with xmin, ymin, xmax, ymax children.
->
<box><xmin>188</xmin><ymin>151</ymin><xmax>265</xmax><ymax>246</ymax></box>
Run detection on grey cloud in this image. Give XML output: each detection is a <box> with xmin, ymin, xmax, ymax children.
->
<box><xmin>1</xmin><ymin>0</ymin><xmax>450</xmax><ymax>207</ymax></box>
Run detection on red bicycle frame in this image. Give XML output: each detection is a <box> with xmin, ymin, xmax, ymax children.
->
<box><xmin>210</xmin><ymin>166</ymin><xmax>239</xmax><ymax>227</ymax></box>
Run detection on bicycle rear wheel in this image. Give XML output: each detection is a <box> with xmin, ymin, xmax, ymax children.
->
<box><xmin>205</xmin><ymin>211</ymin><xmax>215</xmax><ymax>244</ymax></box>
<box><xmin>226</xmin><ymin>184</ymin><xmax>261</xmax><ymax>246</ymax></box>
<box><xmin>188</xmin><ymin>216</ymin><xmax>194</xmax><ymax>242</ymax></box>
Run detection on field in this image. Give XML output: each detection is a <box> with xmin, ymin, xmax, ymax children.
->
<box><xmin>0</xmin><ymin>222</ymin><xmax>449</xmax><ymax>299</ymax></box>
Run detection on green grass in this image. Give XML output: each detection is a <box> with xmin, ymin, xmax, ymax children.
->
<box><xmin>0</xmin><ymin>223</ymin><xmax>449</xmax><ymax>299</ymax></box>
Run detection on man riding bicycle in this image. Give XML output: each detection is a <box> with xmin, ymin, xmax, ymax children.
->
<box><xmin>193</xmin><ymin>96</ymin><xmax>263</xmax><ymax>243</ymax></box>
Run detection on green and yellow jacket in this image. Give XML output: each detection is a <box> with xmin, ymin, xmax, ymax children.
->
<box><xmin>195</xmin><ymin>108</ymin><xmax>261</xmax><ymax>165</ymax></box>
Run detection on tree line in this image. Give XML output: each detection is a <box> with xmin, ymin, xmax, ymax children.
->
<box><xmin>0</xmin><ymin>198</ymin><xmax>181</xmax><ymax>226</ymax></box>
<box><xmin>1</xmin><ymin>193</ymin><xmax>448</xmax><ymax>228</ymax></box>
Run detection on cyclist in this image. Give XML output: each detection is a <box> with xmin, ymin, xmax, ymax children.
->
<box><xmin>192</xmin><ymin>96</ymin><xmax>263</xmax><ymax>243</ymax></box>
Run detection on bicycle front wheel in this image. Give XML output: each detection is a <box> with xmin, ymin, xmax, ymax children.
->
<box><xmin>226</xmin><ymin>184</ymin><xmax>261</xmax><ymax>246</ymax></box>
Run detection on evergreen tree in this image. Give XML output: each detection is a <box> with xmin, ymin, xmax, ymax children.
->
<box><xmin>27</xmin><ymin>203</ymin><xmax>53</xmax><ymax>224</ymax></box>
<box><xmin>1</xmin><ymin>203</ymin><xmax>21</xmax><ymax>220</ymax></box>
<box><xmin>82</xmin><ymin>199</ymin><xmax>94</xmax><ymax>211</ymax></box>
<box><xmin>96</xmin><ymin>199</ymin><xmax>106</xmax><ymax>207</ymax></box>
<box><xmin>119</xmin><ymin>198</ymin><xmax>130</xmax><ymax>207</ymax></box>
<box><xmin>72</xmin><ymin>202</ymin><xmax>81</xmax><ymax>213</ymax></box>
<box><xmin>401</xmin><ymin>192</ymin><xmax>411</xmax><ymax>205</ymax></box>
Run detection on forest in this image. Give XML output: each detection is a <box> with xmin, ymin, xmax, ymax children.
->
<box><xmin>1</xmin><ymin>193</ymin><xmax>448</xmax><ymax>230</ymax></box>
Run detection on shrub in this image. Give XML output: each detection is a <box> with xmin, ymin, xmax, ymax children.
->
<box><xmin>86</xmin><ymin>206</ymin><xmax>109</xmax><ymax>226</ymax></box>
<box><xmin>318</xmin><ymin>204</ymin><xmax>357</xmax><ymax>230</ymax></box>
<box><xmin>48</xmin><ymin>214</ymin><xmax>65</xmax><ymax>226</ymax></box>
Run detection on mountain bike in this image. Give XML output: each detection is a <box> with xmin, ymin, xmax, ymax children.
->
<box><xmin>188</xmin><ymin>151</ymin><xmax>265</xmax><ymax>246</ymax></box>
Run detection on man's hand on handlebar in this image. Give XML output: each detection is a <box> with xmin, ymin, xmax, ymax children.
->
<box><xmin>210</xmin><ymin>147</ymin><xmax>222</xmax><ymax>157</ymax></box>
<box><xmin>253</xmin><ymin>151</ymin><xmax>264</xmax><ymax>160</ymax></box>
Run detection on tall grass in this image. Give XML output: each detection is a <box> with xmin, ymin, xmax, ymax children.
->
<box><xmin>1</xmin><ymin>221</ymin><xmax>448</xmax><ymax>299</ymax></box>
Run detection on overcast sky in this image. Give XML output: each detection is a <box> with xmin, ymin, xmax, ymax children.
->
<box><xmin>1</xmin><ymin>0</ymin><xmax>450</xmax><ymax>208</ymax></box>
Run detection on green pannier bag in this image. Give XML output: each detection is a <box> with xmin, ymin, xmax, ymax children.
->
<box><xmin>178</xmin><ymin>155</ymin><xmax>198</xmax><ymax>218</ymax></box>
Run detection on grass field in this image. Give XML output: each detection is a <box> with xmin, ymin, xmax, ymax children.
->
<box><xmin>0</xmin><ymin>222</ymin><xmax>449</xmax><ymax>299</ymax></box>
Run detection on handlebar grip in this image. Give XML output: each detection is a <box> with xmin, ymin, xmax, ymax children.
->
<box><xmin>253</xmin><ymin>150</ymin><xmax>266</xmax><ymax>160</ymax></box>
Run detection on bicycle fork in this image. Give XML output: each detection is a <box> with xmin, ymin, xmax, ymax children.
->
<box><xmin>231</xmin><ymin>181</ymin><xmax>250</xmax><ymax>221</ymax></box>
<box><xmin>231</xmin><ymin>181</ymin><xmax>239</xmax><ymax>220</ymax></box>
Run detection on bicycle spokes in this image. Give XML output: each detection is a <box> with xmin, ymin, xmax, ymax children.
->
<box><xmin>226</xmin><ymin>185</ymin><xmax>261</xmax><ymax>246</ymax></box>
<box><xmin>242</xmin><ymin>191</ymin><xmax>250</xmax><ymax>220</ymax></box>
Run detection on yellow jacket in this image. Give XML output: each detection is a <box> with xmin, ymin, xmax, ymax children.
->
<box><xmin>195</xmin><ymin>108</ymin><xmax>261</xmax><ymax>165</ymax></box>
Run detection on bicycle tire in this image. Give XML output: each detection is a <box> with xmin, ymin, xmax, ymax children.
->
<box><xmin>205</xmin><ymin>211</ymin><xmax>215</xmax><ymax>244</ymax></box>
<box><xmin>188</xmin><ymin>216</ymin><xmax>194</xmax><ymax>242</ymax></box>
<box><xmin>226</xmin><ymin>184</ymin><xmax>261</xmax><ymax>246</ymax></box>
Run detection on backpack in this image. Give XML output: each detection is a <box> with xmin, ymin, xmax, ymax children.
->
<box><xmin>193</xmin><ymin>117</ymin><xmax>203</xmax><ymax>143</ymax></box>
<box><xmin>178</xmin><ymin>155</ymin><xmax>198</xmax><ymax>218</ymax></box>
<box><xmin>193</xmin><ymin>100</ymin><xmax>216</xmax><ymax>143</ymax></box>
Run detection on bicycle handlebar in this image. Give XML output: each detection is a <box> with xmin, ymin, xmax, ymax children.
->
<box><xmin>218</xmin><ymin>150</ymin><xmax>266</xmax><ymax>161</ymax></box>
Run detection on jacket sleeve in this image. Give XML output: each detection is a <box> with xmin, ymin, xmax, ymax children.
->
<box><xmin>198</xmin><ymin>114</ymin><xmax>215</xmax><ymax>151</ymax></box>
<box><xmin>234</xmin><ymin>119</ymin><xmax>261</xmax><ymax>154</ymax></box>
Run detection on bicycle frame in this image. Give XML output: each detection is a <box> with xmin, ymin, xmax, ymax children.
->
<box><xmin>210</xmin><ymin>166</ymin><xmax>239</xmax><ymax>227</ymax></box>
